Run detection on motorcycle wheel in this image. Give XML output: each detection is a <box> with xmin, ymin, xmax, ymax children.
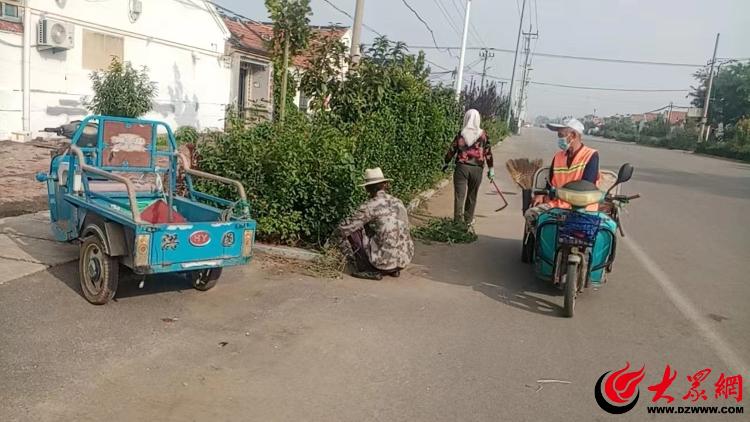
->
<box><xmin>563</xmin><ymin>258</ymin><xmax>579</xmax><ymax>318</ymax></box>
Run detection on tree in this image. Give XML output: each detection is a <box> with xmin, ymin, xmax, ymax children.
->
<box><xmin>689</xmin><ymin>62</ymin><xmax>750</xmax><ymax>134</ymax></box>
<box><xmin>299</xmin><ymin>30</ymin><xmax>348</xmax><ymax>113</ymax></box>
<box><xmin>265</xmin><ymin>0</ymin><xmax>312</xmax><ymax>124</ymax></box>
<box><xmin>87</xmin><ymin>57</ymin><xmax>157</xmax><ymax>118</ymax></box>
<box><xmin>461</xmin><ymin>80</ymin><xmax>508</xmax><ymax>122</ymax></box>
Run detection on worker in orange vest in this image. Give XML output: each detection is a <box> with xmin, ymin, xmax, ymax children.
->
<box><xmin>525</xmin><ymin>118</ymin><xmax>600</xmax><ymax>223</ymax></box>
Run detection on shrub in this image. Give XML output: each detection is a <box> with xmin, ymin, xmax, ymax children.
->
<box><xmin>617</xmin><ymin>132</ymin><xmax>637</xmax><ymax>143</ymax></box>
<box><xmin>695</xmin><ymin>142</ymin><xmax>750</xmax><ymax>162</ymax></box>
<box><xmin>87</xmin><ymin>57</ymin><xmax>157</xmax><ymax>118</ymax></box>
<box><xmin>198</xmin><ymin>38</ymin><xmax>461</xmax><ymax>247</ymax></box>
<box><xmin>662</xmin><ymin>127</ymin><xmax>699</xmax><ymax>150</ymax></box>
<box><xmin>484</xmin><ymin>118</ymin><xmax>509</xmax><ymax>146</ymax></box>
<box><xmin>198</xmin><ymin>112</ymin><xmax>357</xmax><ymax>245</ymax></box>
<box><xmin>175</xmin><ymin>126</ymin><xmax>199</xmax><ymax>146</ymax></box>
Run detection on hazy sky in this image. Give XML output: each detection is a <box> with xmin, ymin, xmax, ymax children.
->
<box><xmin>215</xmin><ymin>0</ymin><xmax>750</xmax><ymax>119</ymax></box>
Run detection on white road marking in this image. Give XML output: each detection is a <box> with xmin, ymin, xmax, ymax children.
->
<box><xmin>623</xmin><ymin>235</ymin><xmax>748</xmax><ymax>375</ymax></box>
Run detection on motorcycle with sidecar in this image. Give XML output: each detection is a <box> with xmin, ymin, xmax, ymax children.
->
<box><xmin>521</xmin><ymin>163</ymin><xmax>639</xmax><ymax>317</ymax></box>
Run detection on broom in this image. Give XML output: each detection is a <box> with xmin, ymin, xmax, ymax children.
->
<box><xmin>505</xmin><ymin>158</ymin><xmax>544</xmax><ymax>214</ymax></box>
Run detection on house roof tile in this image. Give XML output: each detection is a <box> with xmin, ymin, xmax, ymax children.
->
<box><xmin>223</xmin><ymin>16</ymin><xmax>348</xmax><ymax>68</ymax></box>
<box><xmin>0</xmin><ymin>20</ymin><xmax>23</xmax><ymax>34</ymax></box>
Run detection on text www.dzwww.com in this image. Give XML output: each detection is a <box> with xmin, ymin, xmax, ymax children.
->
<box><xmin>647</xmin><ymin>406</ymin><xmax>744</xmax><ymax>414</ymax></box>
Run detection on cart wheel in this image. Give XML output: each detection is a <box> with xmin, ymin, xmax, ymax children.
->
<box><xmin>79</xmin><ymin>236</ymin><xmax>118</xmax><ymax>305</ymax></box>
<box><xmin>563</xmin><ymin>259</ymin><xmax>579</xmax><ymax>318</ymax></box>
<box><xmin>190</xmin><ymin>268</ymin><xmax>222</xmax><ymax>291</ymax></box>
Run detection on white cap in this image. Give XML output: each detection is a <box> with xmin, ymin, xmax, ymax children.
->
<box><xmin>546</xmin><ymin>118</ymin><xmax>584</xmax><ymax>135</ymax></box>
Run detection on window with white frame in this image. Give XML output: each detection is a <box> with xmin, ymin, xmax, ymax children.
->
<box><xmin>0</xmin><ymin>1</ymin><xmax>21</xmax><ymax>22</ymax></box>
<box><xmin>82</xmin><ymin>29</ymin><xmax>124</xmax><ymax>70</ymax></box>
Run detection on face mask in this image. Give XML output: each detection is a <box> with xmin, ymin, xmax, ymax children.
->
<box><xmin>557</xmin><ymin>137</ymin><xmax>569</xmax><ymax>151</ymax></box>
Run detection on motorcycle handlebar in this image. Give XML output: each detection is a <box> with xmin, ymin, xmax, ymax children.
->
<box><xmin>608</xmin><ymin>193</ymin><xmax>640</xmax><ymax>202</ymax></box>
<box><xmin>43</xmin><ymin>127</ymin><xmax>62</xmax><ymax>134</ymax></box>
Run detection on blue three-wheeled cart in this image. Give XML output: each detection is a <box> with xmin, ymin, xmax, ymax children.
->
<box><xmin>36</xmin><ymin>115</ymin><xmax>256</xmax><ymax>304</ymax></box>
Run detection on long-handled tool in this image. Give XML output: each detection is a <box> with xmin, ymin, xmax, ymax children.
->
<box><xmin>490</xmin><ymin>180</ymin><xmax>509</xmax><ymax>212</ymax></box>
<box><xmin>506</xmin><ymin>158</ymin><xmax>544</xmax><ymax>214</ymax></box>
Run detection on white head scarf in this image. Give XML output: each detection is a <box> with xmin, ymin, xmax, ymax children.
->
<box><xmin>461</xmin><ymin>109</ymin><xmax>482</xmax><ymax>147</ymax></box>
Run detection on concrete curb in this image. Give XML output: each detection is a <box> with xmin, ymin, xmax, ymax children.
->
<box><xmin>407</xmin><ymin>178</ymin><xmax>450</xmax><ymax>212</ymax></box>
<box><xmin>255</xmin><ymin>243</ymin><xmax>321</xmax><ymax>262</ymax></box>
<box><xmin>255</xmin><ymin>177</ymin><xmax>452</xmax><ymax>262</ymax></box>
<box><xmin>0</xmin><ymin>177</ymin><xmax>456</xmax><ymax>271</ymax></box>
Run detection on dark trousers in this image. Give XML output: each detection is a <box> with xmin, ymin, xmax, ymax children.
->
<box><xmin>347</xmin><ymin>230</ymin><xmax>377</xmax><ymax>272</ymax></box>
<box><xmin>453</xmin><ymin>163</ymin><xmax>483</xmax><ymax>223</ymax></box>
<box><xmin>346</xmin><ymin>230</ymin><xmax>400</xmax><ymax>275</ymax></box>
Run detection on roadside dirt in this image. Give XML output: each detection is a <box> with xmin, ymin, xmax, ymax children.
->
<box><xmin>0</xmin><ymin>140</ymin><xmax>55</xmax><ymax>218</ymax></box>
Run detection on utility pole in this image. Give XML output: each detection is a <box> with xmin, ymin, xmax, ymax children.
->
<box><xmin>505</xmin><ymin>0</ymin><xmax>526</xmax><ymax>129</ymax></box>
<box><xmin>479</xmin><ymin>48</ymin><xmax>494</xmax><ymax>88</ymax></box>
<box><xmin>455</xmin><ymin>0</ymin><xmax>472</xmax><ymax>100</ymax></box>
<box><xmin>699</xmin><ymin>33</ymin><xmax>720</xmax><ymax>142</ymax></box>
<box><xmin>350</xmin><ymin>0</ymin><xmax>365</xmax><ymax>65</ymax></box>
<box><xmin>279</xmin><ymin>35</ymin><xmax>290</xmax><ymax>124</ymax></box>
<box><xmin>516</xmin><ymin>26</ymin><xmax>538</xmax><ymax>133</ymax></box>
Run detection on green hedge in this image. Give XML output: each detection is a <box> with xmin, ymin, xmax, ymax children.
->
<box><xmin>484</xmin><ymin>118</ymin><xmax>509</xmax><ymax>146</ymax></box>
<box><xmin>695</xmin><ymin>142</ymin><xmax>750</xmax><ymax>162</ymax></box>
<box><xmin>197</xmin><ymin>81</ymin><xmax>461</xmax><ymax>246</ymax></box>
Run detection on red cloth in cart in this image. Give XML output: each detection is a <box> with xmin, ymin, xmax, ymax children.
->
<box><xmin>140</xmin><ymin>199</ymin><xmax>187</xmax><ymax>224</ymax></box>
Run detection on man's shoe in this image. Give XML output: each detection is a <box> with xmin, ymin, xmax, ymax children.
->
<box><xmin>387</xmin><ymin>270</ymin><xmax>400</xmax><ymax>278</ymax></box>
<box><xmin>351</xmin><ymin>271</ymin><xmax>383</xmax><ymax>281</ymax></box>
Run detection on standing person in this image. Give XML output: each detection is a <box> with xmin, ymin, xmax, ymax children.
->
<box><xmin>443</xmin><ymin>109</ymin><xmax>495</xmax><ymax>224</ymax></box>
<box><xmin>336</xmin><ymin>168</ymin><xmax>414</xmax><ymax>281</ymax></box>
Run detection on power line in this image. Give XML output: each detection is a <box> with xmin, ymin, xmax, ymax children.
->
<box><xmin>208</xmin><ymin>0</ymin><xmax>271</xmax><ymax>42</ymax></box>
<box><xmin>207</xmin><ymin>1</ymin><xmax>261</xmax><ymax>24</ymax></box>
<box><xmin>399</xmin><ymin>0</ymin><xmax>455</xmax><ymax>57</ymax></box>
<box><xmin>467</xmin><ymin>70</ymin><xmax>688</xmax><ymax>92</ymax></box>
<box><xmin>531</xmin><ymin>80</ymin><xmax>688</xmax><ymax>92</ymax></box>
<box><xmin>321</xmin><ymin>0</ymin><xmax>383</xmax><ymax>36</ymax></box>
<box><xmin>433</xmin><ymin>0</ymin><xmax>461</xmax><ymax>37</ymax></box>
<box><xmin>425</xmin><ymin>59</ymin><xmax>452</xmax><ymax>71</ymax></box>
<box><xmin>449</xmin><ymin>0</ymin><xmax>464</xmax><ymax>20</ymax></box>
<box><xmin>405</xmin><ymin>45</ymin><xmax>708</xmax><ymax>67</ymax></box>
<box><xmin>453</xmin><ymin>0</ymin><xmax>487</xmax><ymax>50</ymax></box>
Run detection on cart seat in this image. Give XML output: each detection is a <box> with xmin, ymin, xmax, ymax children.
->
<box><xmin>87</xmin><ymin>180</ymin><xmax>158</xmax><ymax>193</ymax></box>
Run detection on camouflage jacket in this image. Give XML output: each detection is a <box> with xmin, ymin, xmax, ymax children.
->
<box><xmin>337</xmin><ymin>191</ymin><xmax>414</xmax><ymax>270</ymax></box>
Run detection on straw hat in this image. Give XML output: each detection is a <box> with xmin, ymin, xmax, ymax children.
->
<box><xmin>360</xmin><ymin>167</ymin><xmax>392</xmax><ymax>186</ymax></box>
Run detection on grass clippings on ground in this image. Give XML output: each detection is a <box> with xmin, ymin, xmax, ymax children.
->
<box><xmin>411</xmin><ymin>217</ymin><xmax>477</xmax><ymax>244</ymax></box>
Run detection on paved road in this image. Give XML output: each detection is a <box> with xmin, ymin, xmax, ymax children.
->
<box><xmin>1</xmin><ymin>128</ymin><xmax>747</xmax><ymax>421</ymax></box>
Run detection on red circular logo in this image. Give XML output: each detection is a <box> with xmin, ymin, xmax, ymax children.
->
<box><xmin>595</xmin><ymin>362</ymin><xmax>645</xmax><ymax>414</ymax></box>
<box><xmin>189</xmin><ymin>231</ymin><xmax>210</xmax><ymax>246</ymax></box>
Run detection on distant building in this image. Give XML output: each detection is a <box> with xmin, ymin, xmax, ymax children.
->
<box><xmin>629</xmin><ymin>113</ymin><xmax>660</xmax><ymax>124</ymax></box>
<box><xmin>0</xmin><ymin>0</ymin><xmax>231</xmax><ymax>141</ymax></box>
<box><xmin>223</xmin><ymin>17</ymin><xmax>351</xmax><ymax>120</ymax></box>
<box><xmin>666</xmin><ymin>110</ymin><xmax>687</xmax><ymax>126</ymax></box>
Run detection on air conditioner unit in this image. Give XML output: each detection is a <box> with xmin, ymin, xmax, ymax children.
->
<box><xmin>37</xmin><ymin>18</ymin><xmax>75</xmax><ymax>50</ymax></box>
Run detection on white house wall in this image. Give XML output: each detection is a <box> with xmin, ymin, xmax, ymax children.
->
<box><xmin>1</xmin><ymin>0</ymin><xmax>231</xmax><ymax>139</ymax></box>
<box><xmin>0</xmin><ymin>31</ymin><xmax>23</xmax><ymax>139</ymax></box>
